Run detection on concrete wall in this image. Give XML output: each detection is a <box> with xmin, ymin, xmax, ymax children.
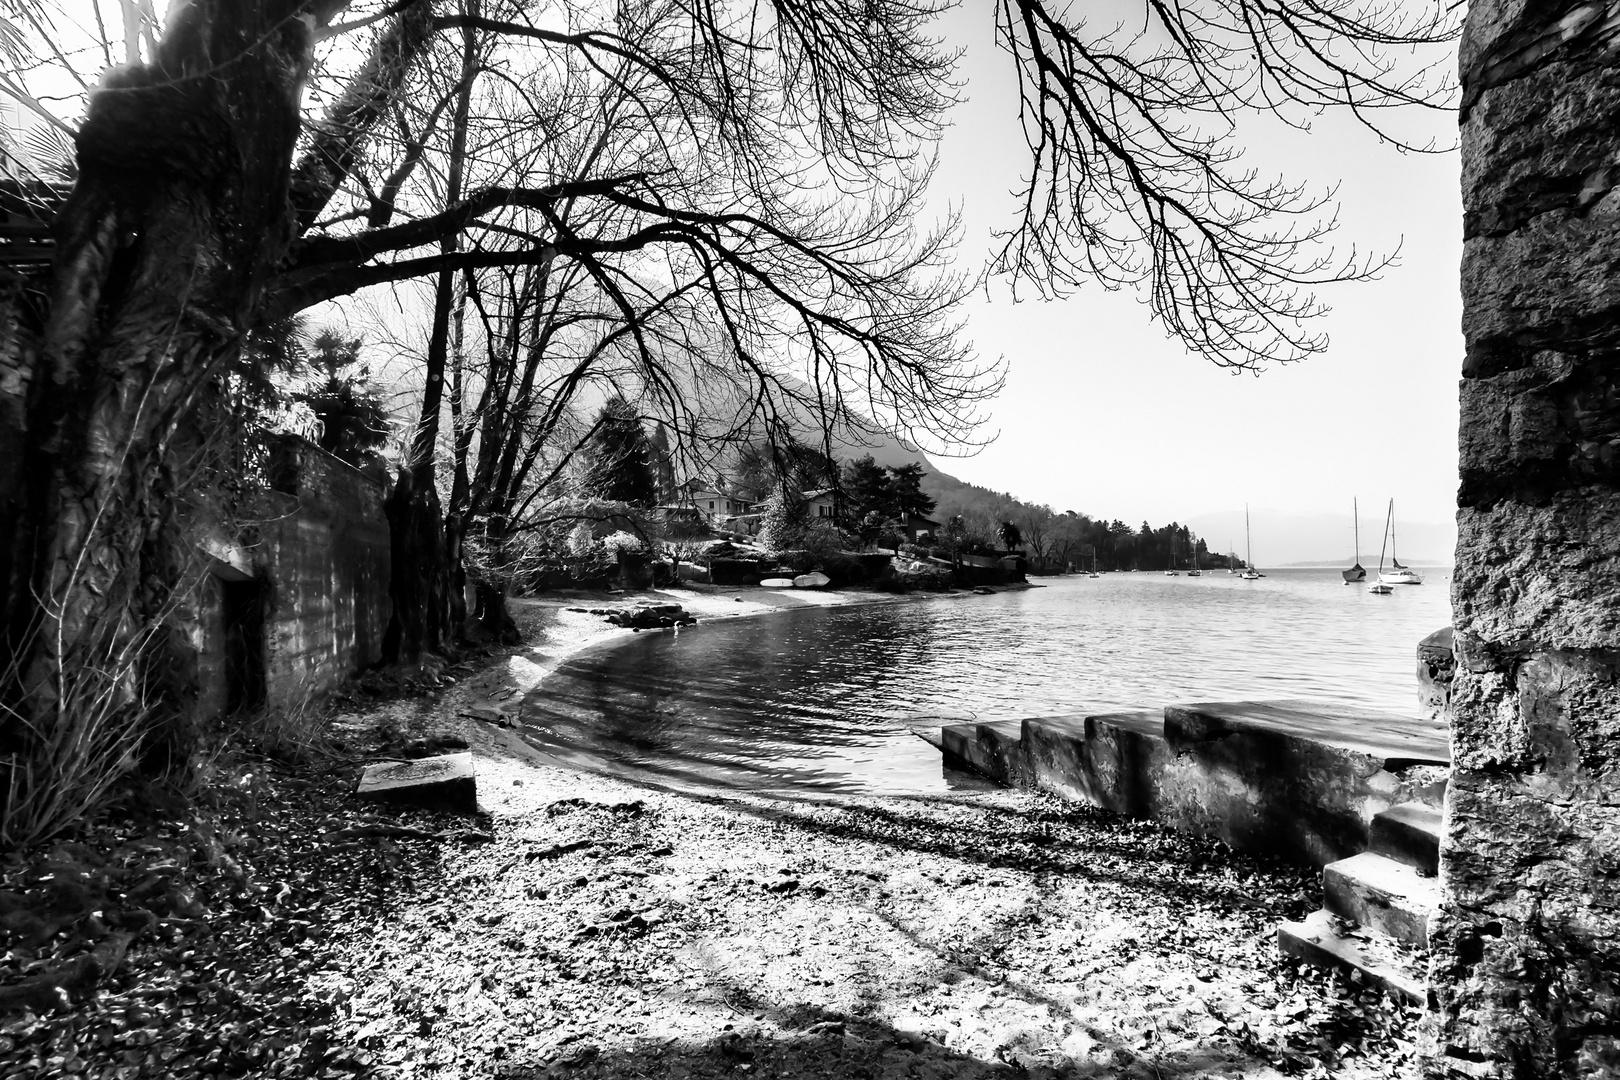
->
<box><xmin>1429</xmin><ymin>4</ymin><xmax>1620</xmax><ymax>1076</ymax></box>
<box><xmin>255</xmin><ymin>436</ymin><xmax>391</xmax><ymax>708</ymax></box>
<box><xmin>192</xmin><ymin>436</ymin><xmax>391</xmax><ymax>714</ymax></box>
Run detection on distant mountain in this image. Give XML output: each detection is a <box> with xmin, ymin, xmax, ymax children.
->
<box><xmin>1184</xmin><ymin>509</ymin><xmax>1456</xmax><ymax>568</ymax></box>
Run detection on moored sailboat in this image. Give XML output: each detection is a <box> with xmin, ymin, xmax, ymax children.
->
<box><xmin>1368</xmin><ymin>500</ymin><xmax>1395</xmax><ymax>594</ymax></box>
<box><xmin>1240</xmin><ymin>506</ymin><xmax>1261</xmax><ymax>580</ymax></box>
<box><xmin>1379</xmin><ymin>502</ymin><xmax>1424</xmax><ymax>585</ymax></box>
<box><xmin>1342</xmin><ymin>499</ymin><xmax>1366</xmax><ymax>583</ymax></box>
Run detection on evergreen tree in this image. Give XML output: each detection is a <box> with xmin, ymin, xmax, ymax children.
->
<box><xmin>648</xmin><ymin>423</ymin><xmax>677</xmax><ymax>504</ymax></box>
<box><xmin>888</xmin><ymin>462</ymin><xmax>937</xmax><ymax>521</ymax></box>
<box><xmin>842</xmin><ymin>455</ymin><xmax>896</xmax><ymax>522</ymax></box>
<box><xmin>293</xmin><ymin>330</ymin><xmax>390</xmax><ymax>466</ymax></box>
<box><xmin>583</xmin><ymin>397</ymin><xmax>657</xmax><ymax>506</ymax></box>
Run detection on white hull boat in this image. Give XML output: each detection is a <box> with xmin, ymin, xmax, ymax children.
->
<box><xmin>1381</xmin><ymin>501</ymin><xmax>1423</xmax><ymax>584</ymax></box>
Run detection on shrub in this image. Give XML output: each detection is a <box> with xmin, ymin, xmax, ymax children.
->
<box><xmin>817</xmin><ymin>551</ymin><xmax>867</xmax><ymax>585</ymax></box>
<box><xmin>601</xmin><ymin>530</ymin><xmax>643</xmax><ymax>556</ymax></box>
<box><xmin>757</xmin><ymin>488</ymin><xmax>809</xmax><ymax>551</ymax></box>
<box><xmin>773</xmin><ymin>549</ymin><xmax>816</xmax><ymax>574</ymax></box>
<box><xmin>802</xmin><ymin>519</ymin><xmax>850</xmax><ymax>557</ymax></box>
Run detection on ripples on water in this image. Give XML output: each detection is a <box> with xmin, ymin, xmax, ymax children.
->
<box><xmin>520</xmin><ymin>569</ymin><xmax>1454</xmax><ymax>795</ymax></box>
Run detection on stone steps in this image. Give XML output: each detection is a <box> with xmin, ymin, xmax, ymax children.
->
<box><xmin>1322</xmin><ymin>851</ymin><xmax>1439</xmax><ymax>948</ymax></box>
<box><xmin>1370</xmin><ymin>800</ymin><xmax>1443</xmax><ymax>877</ymax></box>
<box><xmin>1278</xmin><ymin>910</ymin><xmax>1427</xmax><ymax>1004</ymax></box>
<box><xmin>1279</xmin><ymin>801</ymin><xmax>1443</xmax><ymax>996</ymax></box>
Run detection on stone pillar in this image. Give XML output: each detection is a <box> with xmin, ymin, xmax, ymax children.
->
<box><xmin>1428</xmin><ymin>3</ymin><xmax>1620</xmax><ymax>1076</ymax></box>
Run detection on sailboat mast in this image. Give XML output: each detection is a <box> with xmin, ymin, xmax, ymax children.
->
<box><xmin>1390</xmin><ymin>502</ymin><xmax>1402</xmax><ymax>568</ymax></box>
<box><xmin>1354</xmin><ymin>498</ymin><xmax>1361</xmax><ymax>564</ymax></box>
<box><xmin>1379</xmin><ymin>499</ymin><xmax>1392</xmax><ymax>572</ymax></box>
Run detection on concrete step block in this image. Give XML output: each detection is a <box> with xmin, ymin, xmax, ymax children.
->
<box><xmin>1369</xmin><ymin>801</ymin><xmax>1443</xmax><ymax>876</ymax></box>
<box><xmin>1159</xmin><ymin>700</ymin><xmax>1450</xmax><ymax>866</ymax></box>
<box><xmin>939</xmin><ymin>719</ymin><xmax>1026</xmax><ymax>785</ymax></box>
<box><xmin>1322</xmin><ymin>851</ymin><xmax>1439</xmax><ymax>948</ymax></box>
<box><xmin>1279</xmin><ymin>909</ymin><xmax>1426</xmax><ymax>1004</ymax></box>
<box><xmin>357</xmin><ymin>752</ymin><xmax>477</xmax><ymax>813</ymax></box>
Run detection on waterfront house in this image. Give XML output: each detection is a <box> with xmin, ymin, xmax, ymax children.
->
<box><xmin>900</xmin><ymin>512</ymin><xmax>940</xmax><ymax>543</ymax></box>
<box><xmin>683</xmin><ymin>483</ymin><xmax>755</xmax><ymax>524</ymax></box>
<box><xmin>803</xmin><ymin>487</ymin><xmax>839</xmax><ymax>521</ymax></box>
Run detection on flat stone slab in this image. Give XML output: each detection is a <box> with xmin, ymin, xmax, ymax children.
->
<box><xmin>1279</xmin><ymin>910</ymin><xmax>1424</xmax><ymax>1003</ymax></box>
<box><xmin>357</xmin><ymin>752</ymin><xmax>477</xmax><ymax>813</ymax></box>
<box><xmin>1165</xmin><ymin>700</ymin><xmax>1450</xmax><ymax>766</ymax></box>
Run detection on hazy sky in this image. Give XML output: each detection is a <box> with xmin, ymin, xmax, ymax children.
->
<box><xmin>921</xmin><ymin>10</ymin><xmax>1463</xmax><ymax>539</ymax></box>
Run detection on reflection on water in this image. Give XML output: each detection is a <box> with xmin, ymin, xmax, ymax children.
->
<box><xmin>520</xmin><ymin>568</ymin><xmax>1453</xmax><ymax>794</ymax></box>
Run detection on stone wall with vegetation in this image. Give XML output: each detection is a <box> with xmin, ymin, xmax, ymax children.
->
<box><xmin>1428</xmin><ymin>3</ymin><xmax>1620</xmax><ymax>1076</ymax></box>
<box><xmin>252</xmin><ymin>436</ymin><xmax>391</xmax><ymax>710</ymax></box>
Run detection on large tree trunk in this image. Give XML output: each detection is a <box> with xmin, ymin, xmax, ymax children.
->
<box><xmin>1</xmin><ymin>2</ymin><xmax>431</xmax><ymax>842</ymax></box>
<box><xmin>474</xmin><ymin>513</ymin><xmax>519</xmax><ymax>645</ymax></box>
<box><xmin>1</xmin><ymin>3</ymin><xmax>316</xmax><ymax>766</ymax></box>
<box><xmin>383</xmin><ymin>0</ymin><xmax>477</xmax><ymax>664</ymax></box>
<box><xmin>1424</xmin><ymin>7</ymin><xmax>1620</xmax><ymax>1077</ymax></box>
<box><xmin>382</xmin><ymin>469</ymin><xmax>448</xmax><ymax>665</ymax></box>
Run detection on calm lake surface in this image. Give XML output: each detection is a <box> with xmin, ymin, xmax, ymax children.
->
<box><xmin>519</xmin><ymin>568</ymin><xmax>1453</xmax><ymax>795</ymax></box>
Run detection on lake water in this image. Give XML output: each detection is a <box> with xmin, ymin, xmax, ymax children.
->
<box><xmin>518</xmin><ymin>568</ymin><xmax>1454</xmax><ymax>795</ymax></box>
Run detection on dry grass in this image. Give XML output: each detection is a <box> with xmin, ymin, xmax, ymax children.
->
<box><xmin>0</xmin><ymin>622</ymin><xmax>148</xmax><ymax>850</ymax></box>
<box><xmin>238</xmin><ymin>691</ymin><xmax>338</xmax><ymax>766</ymax></box>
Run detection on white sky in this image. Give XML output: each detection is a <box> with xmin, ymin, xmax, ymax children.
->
<box><xmin>922</xmin><ymin>9</ymin><xmax>1463</xmax><ymax>539</ymax></box>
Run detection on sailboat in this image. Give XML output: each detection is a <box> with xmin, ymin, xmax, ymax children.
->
<box><xmin>1186</xmin><ymin>531</ymin><xmax>1202</xmax><ymax>576</ymax></box>
<box><xmin>1164</xmin><ymin>532</ymin><xmax>1180</xmax><ymax>576</ymax></box>
<box><xmin>1240</xmin><ymin>506</ymin><xmax>1261</xmax><ymax>580</ymax></box>
<box><xmin>1088</xmin><ymin>551</ymin><xmax>1101</xmax><ymax>579</ymax></box>
<box><xmin>1227</xmin><ymin>545</ymin><xmax>1239</xmax><ymax>574</ymax></box>
<box><xmin>1368</xmin><ymin>500</ymin><xmax>1395</xmax><ymax>593</ymax></box>
<box><xmin>1342</xmin><ymin>499</ymin><xmax>1367</xmax><ymax>584</ymax></box>
<box><xmin>1380</xmin><ymin>502</ymin><xmax>1424</xmax><ymax>584</ymax></box>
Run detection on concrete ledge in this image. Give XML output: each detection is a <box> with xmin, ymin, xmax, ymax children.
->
<box><xmin>1161</xmin><ymin>701</ymin><xmax>1449</xmax><ymax>866</ymax></box>
<box><xmin>941</xmin><ymin>700</ymin><xmax>1451</xmax><ymax>868</ymax></box>
<box><xmin>939</xmin><ymin>719</ymin><xmax>1026</xmax><ymax>785</ymax></box>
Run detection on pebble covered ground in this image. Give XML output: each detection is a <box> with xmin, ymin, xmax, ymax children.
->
<box><xmin>0</xmin><ymin>589</ymin><xmax>1425</xmax><ymax>1079</ymax></box>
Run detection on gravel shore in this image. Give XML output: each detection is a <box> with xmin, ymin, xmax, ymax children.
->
<box><xmin>0</xmin><ymin>585</ymin><xmax>1422</xmax><ymax>1079</ymax></box>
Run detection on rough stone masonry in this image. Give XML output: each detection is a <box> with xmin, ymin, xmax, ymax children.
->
<box><xmin>1427</xmin><ymin>2</ymin><xmax>1620</xmax><ymax>1076</ymax></box>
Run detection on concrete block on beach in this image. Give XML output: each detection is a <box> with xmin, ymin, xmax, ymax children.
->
<box><xmin>939</xmin><ymin>700</ymin><xmax>1449</xmax><ymax>868</ymax></box>
<box><xmin>357</xmin><ymin>752</ymin><xmax>478</xmax><ymax>813</ymax></box>
<box><xmin>1159</xmin><ymin>701</ymin><xmax>1449</xmax><ymax>866</ymax></box>
<box><xmin>939</xmin><ymin>719</ymin><xmax>1027</xmax><ymax>785</ymax></box>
